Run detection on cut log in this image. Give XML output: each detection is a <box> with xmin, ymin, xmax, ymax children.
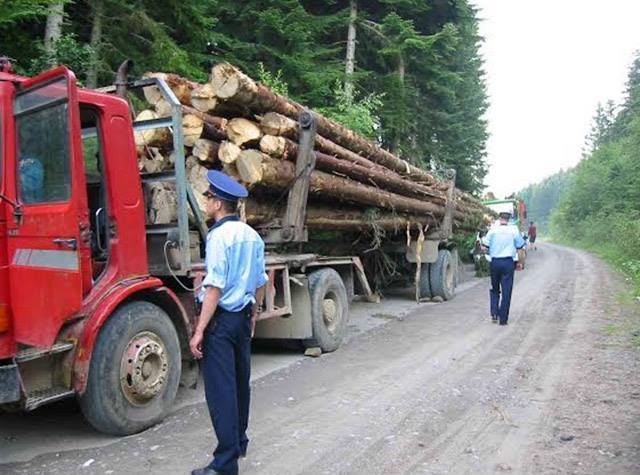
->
<box><xmin>142</xmin><ymin>72</ymin><xmax>196</xmax><ymax>107</ymax></box>
<box><xmin>259</xmin><ymin>135</ymin><xmax>446</xmax><ymax>203</ymax></box>
<box><xmin>138</xmin><ymin>147</ymin><xmax>168</xmax><ymax>173</ymax></box>
<box><xmin>134</xmin><ymin>110</ymin><xmax>171</xmax><ymax>148</ymax></box>
<box><xmin>218</xmin><ymin>141</ymin><xmax>242</xmax><ymax>164</ymax></box>
<box><xmin>211</xmin><ymin>63</ymin><xmax>259</xmax><ymax>104</ymax></box>
<box><xmin>154</xmin><ymin>98</ymin><xmax>173</xmax><ymax>117</ymax></box>
<box><xmin>236</xmin><ymin>150</ymin><xmax>265</xmax><ymax>184</ymax></box>
<box><xmin>192</xmin><ymin>139</ymin><xmax>220</xmax><ymax>164</ymax></box>
<box><xmin>236</xmin><ymin>152</ymin><xmax>460</xmax><ymax>218</ymax></box>
<box><xmin>191</xmin><ymin>83</ymin><xmax>218</xmax><ymax>113</ymax></box>
<box><xmin>210</xmin><ymin>63</ymin><xmax>437</xmax><ymax>184</ymax></box>
<box><xmin>260</xmin><ymin>112</ymin><xmax>394</xmax><ymax>175</ymax></box>
<box><xmin>227</xmin><ymin>118</ymin><xmax>262</xmax><ymax>146</ymax></box>
<box><xmin>261</xmin><ymin>112</ymin><xmax>297</xmax><ymax>136</ymax></box>
<box><xmin>245</xmin><ymin>200</ymin><xmax>438</xmax><ymax>231</ymax></box>
<box><xmin>145</xmin><ymin>182</ymin><xmax>178</xmax><ymax>224</ymax></box>
<box><xmin>182</xmin><ymin>114</ymin><xmax>204</xmax><ymax>147</ymax></box>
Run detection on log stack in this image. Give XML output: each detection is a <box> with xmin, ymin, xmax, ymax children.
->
<box><xmin>136</xmin><ymin>63</ymin><xmax>489</xmax><ymax>233</ymax></box>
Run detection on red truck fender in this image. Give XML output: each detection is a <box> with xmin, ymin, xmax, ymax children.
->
<box><xmin>70</xmin><ymin>277</ymin><xmax>192</xmax><ymax>394</ymax></box>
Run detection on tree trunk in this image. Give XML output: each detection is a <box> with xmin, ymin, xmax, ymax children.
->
<box><xmin>44</xmin><ymin>2</ymin><xmax>65</xmax><ymax>60</ymax></box>
<box><xmin>209</xmin><ymin>63</ymin><xmax>437</xmax><ymax>184</ymax></box>
<box><xmin>245</xmin><ymin>200</ymin><xmax>437</xmax><ymax>231</ymax></box>
<box><xmin>260</xmin><ymin>112</ymin><xmax>394</xmax><ymax>175</ymax></box>
<box><xmin>344</xmin><ymin>0</ymin><xmax>358</xmax><ymax>100</ymax></box>
<box><xmin>259</xmin><ymin>135</ymin><xmax>446</xmax><ymax>203</ymax></box>
<box><xmin>86</xmin><ymin>0</ymin><xmax>103</xmax><ymax>88</ymax></box>
<box><xmin>236</xmin><ymin>152</ymin><xmax>458</xmax><ymax>218</ymax></box>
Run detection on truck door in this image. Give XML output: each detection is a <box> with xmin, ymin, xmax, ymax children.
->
<box><xmin>7</xmin><ymin>67</ymin><xmax>89</xmax><ymax>348</ymax></box>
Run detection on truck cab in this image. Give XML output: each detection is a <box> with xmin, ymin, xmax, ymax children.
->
<box><xmin>0</xmin><ymin>63</ymin><xmax>193</xmax><ymax>434</ymax></box>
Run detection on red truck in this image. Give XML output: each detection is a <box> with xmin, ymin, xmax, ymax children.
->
<box><xmin>0</xmin><ymin>60</ymin><xmax>460</xmax><ymax>435</ymax></box>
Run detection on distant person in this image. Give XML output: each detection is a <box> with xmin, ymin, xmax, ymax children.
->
<box><xmin>482</xmin><ymin>212</ymin><xmax>525</xmax><ymax>326</ymax></box>
<box><xmin>528</xmin><ymin>221</ymin><xmax>537</xmax><ymax>250</ymax></box>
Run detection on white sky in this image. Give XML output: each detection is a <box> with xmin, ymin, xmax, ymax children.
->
<box><xmin>472</xmin><ymin>0</ymin><xmax>640</xmax><ymax>197</ymax></box>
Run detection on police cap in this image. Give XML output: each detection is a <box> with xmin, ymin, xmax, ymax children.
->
<box><xmin>205</xmin><ymin>170</ymin><xmax>248</xmax><ymax>201</ymax></box>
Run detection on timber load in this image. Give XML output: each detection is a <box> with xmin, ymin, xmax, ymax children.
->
<box><xmin>136</xmin><ymin>64</ymin><xmax>489</xmax><ymax>233</ymax></box>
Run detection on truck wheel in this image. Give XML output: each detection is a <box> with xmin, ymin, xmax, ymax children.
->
<box><xmin>305</xmin><ymin>268</ymin><xmax>349</xmax><ymax>353</ymax></box>
<box><xmin>418</xmin><ymin>264</ymin><xmax>433</xmax><ymax>299</ymax></box>
<box><xmin>79</xmin><ymin>301</ymin><xmax>181</xmax><ymax>435</ymax></box>
<box><xmin>429</xmin><ymin>250</ymin><xmax>456</xmax><ymax>301</ymax></box>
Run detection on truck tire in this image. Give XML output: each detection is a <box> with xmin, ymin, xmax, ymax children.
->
<box><xmin>305</xmin><ymin>268</ymin><xmax>349</xmax><ymax>353</ymax></box>
<box><xmin>79</xmin><ymin>301</ymin><xmax>181</xmax><ymax>435</ymax></box>
<box><xmin>418</xmin><ymin>263</ymin><xmax>433</xmax><ymax>300</ymax></box>
<box><xmin>429</xmin><ymin>249</ymin><xmax>456</xmax><ymax>301</ymax></box>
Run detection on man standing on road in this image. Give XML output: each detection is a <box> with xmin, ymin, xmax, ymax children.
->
<box><xmin>528</xmin><ymin>221</ymin><xmax>538</xmax><ymax>250</ymax></box>
<box><xmin>482</xmin><ymin>212</ymin><xmax>525</xmax><ymax>326</ymax></box>
<box><xmin>189</xmin><ymin>171</ymin><xmax>268</xmax><ymax>475</ymax></box>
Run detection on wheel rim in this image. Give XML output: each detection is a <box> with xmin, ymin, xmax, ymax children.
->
<box><xmin>322</xmin><ymin>291</ymin><xmax>341</xmax><ymax>336</ymax></box>
<box><xmin>120</xmin><ymin>331</ymin><xmax>169</xmax><ymax>406</ymax></box>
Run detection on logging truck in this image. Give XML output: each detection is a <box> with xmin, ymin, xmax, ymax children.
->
<box><xmin>0</xmin><ymin>61</ymin><xmax>461</xmax><ymax>435</ymax></box>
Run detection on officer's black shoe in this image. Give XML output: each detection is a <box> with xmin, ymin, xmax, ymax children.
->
<box><xmin>499</xmin><ymin>321</ymin><xmax>508</xmax><ymax>326</ymax></box>
<box><xmin>491</xmin><ymin>315</ymin><xmax>498</xmax><ymax>323</ymax></box>
<box><xmin>191</xmin><ymin>467</ymin><xmax>224</xmax><ymax>475</ymax></box>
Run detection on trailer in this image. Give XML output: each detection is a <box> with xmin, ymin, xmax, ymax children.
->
<box><xmin>0</xmin><ymin>61</ymin><xmax>459</xmax><ymax>435</ymax></box>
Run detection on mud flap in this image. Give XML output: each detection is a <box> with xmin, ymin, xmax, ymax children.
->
<box><xmin>0</xmin><ymin>363</ymin><xmax>21</xmax><ymax>404</ymax></box>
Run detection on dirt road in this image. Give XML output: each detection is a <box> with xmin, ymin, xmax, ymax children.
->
<box><xmin>1</xmin><ymin>244</ymin><xmax>639</xmax><ymax>474</ymax></box>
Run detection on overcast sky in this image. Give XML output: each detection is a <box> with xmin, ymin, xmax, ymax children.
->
<box><xmin>472</xmin><ymin>0</ymin><xmax>640</xmax><ymax>197</ymax></box>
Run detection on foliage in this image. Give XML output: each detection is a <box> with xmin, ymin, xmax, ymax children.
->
<box><xmin>517</xmin><ymin>169</ymin><xmax>574</xmax><ymax>234</ymax></box>
<box><xmin>318</xmin><ymin>82</ymin><xmax>384</xmax><ymax>139</ymax></box>
<box><xmin>27</xmin><ymin>34</ymin><xmax>94</xmax><ymax>82</ymax></box>
<box><xmin>257</xmin><ymin>62</ymin><xmax>289</xmax><ymax>97</ymax></box>
<box><xmin>0</xmin><ymin>0</ymin><xmax>489</xmax><ymax>193</ymax></box>
<box><xmin>549</xmin><ymin>51</ymin><xmax>640</xmax><ymax>295</ymax></box>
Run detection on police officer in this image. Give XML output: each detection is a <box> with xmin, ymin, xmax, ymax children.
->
<box><xmin>482</xmin><ymin>211</ymin><xmax>525</xmax><ymax>326</ymax></box>
<box><xmin>190</xmin><ymin>171</ymin><xmax>268</xmax><ymax>475</ymax></box>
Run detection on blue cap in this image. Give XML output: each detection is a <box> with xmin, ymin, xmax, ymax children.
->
<box><xmin>205</xmin><ymin>170</ymin><xmax>248</xmax><ymax>201</ymax></box>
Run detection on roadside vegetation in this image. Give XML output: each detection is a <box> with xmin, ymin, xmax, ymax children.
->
<box><xmin>551</xmin><ymin>53</ymin><xmax>640</xmax><ymax>296</ymax></box>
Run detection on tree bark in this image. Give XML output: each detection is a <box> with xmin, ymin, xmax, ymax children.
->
<box><xmin>236</xmin><ymin>152</ymin><xmax>460</xmax><ymax>218</ymax></box>
<box><xmin>44</xmin><ymin>2</ymin><xmax>64</xmax><ymax>60</ymax></box>
<box><xmin>209</xmin><ymin>63</ymin><xmax>437</xmax><ymax>184</ymax></box>
<box><xmin>259</xmin><ymin>135</ymin><xmax>446</xmax><ymax>203</ymax></box>
<box><xmin>245</xmin><ymin>200</ymin><xmax>438</xmax><ymax>231</ymax></box>
<box><xmin>344</xmin><ymin>0</ymin><xmax>358</xmax><ymax>99</ymax></box>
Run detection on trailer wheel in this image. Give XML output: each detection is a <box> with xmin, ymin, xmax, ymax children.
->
<box><xmin>418</xmin><ymin>264</ymin><xmax>433</xmax><ymax>299</ymax></box>
<box><xmin>79</xmin><ymin>301</ymin><xmax>181</xmax><ymax>435</ymax></box>
<box><xmin>305</xmin><ymin>268</ymin><xmax>349</xmax><ymax>353</ymax></box>
<box><xmin>429</xmin><ymin>250</ymin><xmax>456</xmax><ymax>301</ymax></box>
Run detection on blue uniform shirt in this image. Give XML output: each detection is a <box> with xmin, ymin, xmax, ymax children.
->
<box><xmin>482</xmin><ymin>222</ymin><xmax>525</xmax><ymax>259</ymax></box>
<box><xmin>199</xmin><ymin>216</ymin><xmax>268</xmax><ymax>311</ymax></box>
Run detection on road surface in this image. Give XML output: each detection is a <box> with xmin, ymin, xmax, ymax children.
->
<box><xmin>1</xmin><ymin>244</ymin><xmax>639</xmax><ymax>474</ymax></box>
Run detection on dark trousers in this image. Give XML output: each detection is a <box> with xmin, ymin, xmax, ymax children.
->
<box><xmin>202</xmin><ymin>306</ymin><xmax>252</xmax><ymax>475</ymax></box>
<box><xmin>490</xmin><ymin>257</ymin><xmax>515</xmax><ymax>324</ymax></box>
